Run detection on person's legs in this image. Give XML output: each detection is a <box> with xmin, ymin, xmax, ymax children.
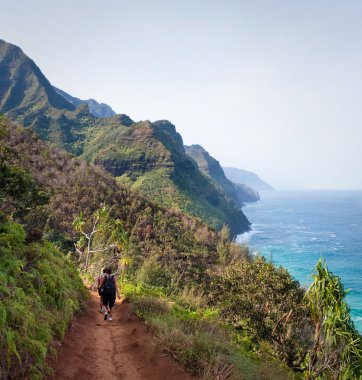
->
<box><xmin>108</xmin><ymin>293</ymin><xmax>116</xmax><ymax>321</ymax></box>
<box><xmin>103</xmin><ymin>293</ymin><xmax>110</xmax><ymax>320</ymax></box>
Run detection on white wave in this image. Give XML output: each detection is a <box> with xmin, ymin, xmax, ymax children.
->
<box><xmin>236</xmin><ymin>224</ymin><xmax>265</xmax><ymax>244</ymax></box>
<box><xmin>237</xmin><ymin>230</ymin><xmax>258</xmax><ymax>244</ymax></box>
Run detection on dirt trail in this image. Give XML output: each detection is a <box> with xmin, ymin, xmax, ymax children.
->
<box><xmin>48</xmin><ymin>292</ymin><xmax>194</xmax><ymax>380</ymax></box>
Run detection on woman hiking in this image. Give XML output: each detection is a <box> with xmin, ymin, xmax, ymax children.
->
<box><xmin>99</xmin><ymin>267</ymin><xmax>121</xmax><ymax>321</ymax></box>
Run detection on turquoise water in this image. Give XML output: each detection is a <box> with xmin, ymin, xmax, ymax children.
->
<box><xmin>237</xmin><ymin>190</ymin><xmax>362</xmax><ymax>332</ymax></box>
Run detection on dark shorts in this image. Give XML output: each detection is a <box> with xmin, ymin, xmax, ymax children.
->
<box><xmin>98</xmin><ymin>287</ymin><xmax>103</xmax><ymax>297</ymax></box>
<box><xmin>103</xmin><ymin>291</ymin><xmax>116</xmax><ymax>309</ymax></box>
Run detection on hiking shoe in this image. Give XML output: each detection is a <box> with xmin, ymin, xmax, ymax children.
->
<box><xmin>98</xmin><ymin>307</ymin><xmax>103</xmax><ymax>313</ymax></box>
<box><xmin>108</xmin><ymin>317</ymin><xmax>113</xmax><ymax>321</ymax></box>
<box><xmin>104</xmin><ymin>313</ymin><xmax>108</xmax><ymax>320</ymax></box>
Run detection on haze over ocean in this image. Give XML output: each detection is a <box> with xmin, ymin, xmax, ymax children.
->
<box><xmin>237</xmin><ymin>190</ymin><xmax>362</xmax><ymax>332</ymax></box>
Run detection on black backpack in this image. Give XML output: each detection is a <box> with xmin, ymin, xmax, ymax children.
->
<box><xmin>103</xmin><ymin>275</ymin><xmax>115</xmax><ymax>294</ymax></box>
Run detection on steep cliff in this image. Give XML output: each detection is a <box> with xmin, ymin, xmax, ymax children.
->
<box><xmin>185</xmin><ymin>144</ymin><xmax>260</xmax><ymax>204</ymax></box>
<box><xmin>233</xmin><ymin>182</ymin><xmax>260</xmax><ymax>203</ymax></box>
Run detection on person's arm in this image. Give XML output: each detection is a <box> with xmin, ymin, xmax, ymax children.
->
<box><xmin>99</xmin><ymin>276</ymin><xmax>105</xmax><ymax>288</ymax></box>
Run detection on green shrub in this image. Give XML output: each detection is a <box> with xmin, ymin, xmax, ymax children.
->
<box><xmin>304</xmin><ymin>259</ymin><xmax>362</xmax><ymax>379</ymax></box>
<box><xmin>210</xmin><ymin>256</ymin><xmax>307</xmax><ymax>365</ymax></box>
<box><xmin>125</xmin><ymin>279</ymin><xmax>294</xmax><ymax>379</ymax></box>
<box><xmin>132</xmin><ymin>296</ymin><xmax>170</xmax><ymax>317</ymax></box>
<box><xmin>136</xmin><ymin>254</ymin><xmax>171</xmax><ymax>288</ymax></box>
<box><xmin>0</xmin><ymin>221</ymin><xmax>87</xmax><ymax>379</ymax></box>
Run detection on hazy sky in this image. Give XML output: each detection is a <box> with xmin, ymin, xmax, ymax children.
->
<box><xmin>2</xmin><ymin>0</ymin><xmax>362</xmax><ymax>189</ymax></box>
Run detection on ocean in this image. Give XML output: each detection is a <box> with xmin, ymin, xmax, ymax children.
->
<box><xmin>237</xmin><ymin>190</ymin><xmax>362</xmax><ymax>333</ymax></box>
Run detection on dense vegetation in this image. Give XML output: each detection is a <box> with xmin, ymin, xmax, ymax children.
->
<box><xmin>123</xmin><ymin>282</ymin><xmax>294</xmax><ymax>380</ymax></box>
<box><xmin>0</xmin><ymin>221</ymin><xmax>87</xmax><ymax>379</ymax></box>
<box><xmin>0</xmin><ymin>121</ymin><xmax>87</xmax><ymax>379</ymax></box>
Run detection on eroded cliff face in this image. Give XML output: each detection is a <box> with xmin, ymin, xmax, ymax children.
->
<box><xmin>94</xmin><ymin>158</ymin><xmax>171</xmax><ymax>177</ymax></box>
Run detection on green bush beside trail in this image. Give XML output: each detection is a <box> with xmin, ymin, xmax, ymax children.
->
<box><xmin>122</xmin><ymin>280</ymin><xmax>296</xmax><ymax>380</ymax></box>
<box><xmin>0</xmin><ymin>221</ymin><xmax>87</xmax><ymax>379</ymax></box>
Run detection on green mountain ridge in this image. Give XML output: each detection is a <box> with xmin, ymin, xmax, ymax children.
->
<box><xmin>83</xmin><ymin>119</ymin><xmax>249</xmax><ymax>235</ymax></box>
<box><xmin>0</xmin><ymin>39</ymin><xmax>75</xmax><ymax>121</ymax></box>
<box><xmin>0</xmin><ymin>38</ymin><xmax>249</xmax><ymax>236</ymax></box>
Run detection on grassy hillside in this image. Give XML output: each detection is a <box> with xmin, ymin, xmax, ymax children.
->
<box><xmin>0</xmin><ymin>120</ymin><xmax>87</xmax><ymax>378</ymax></box>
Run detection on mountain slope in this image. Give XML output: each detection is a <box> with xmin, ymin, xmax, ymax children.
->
<box><xmin>0</xmin><ymin>39</ymin><xmax>249</xmax><ymax>235</ymax></box>
<box><xmin>223</xmin><ymin>166</ymin><xmax>273</xmax><ymax>191</ymax></box>
<box><xmin>185</xmin><ymin>144</ymin><xmax>240</xmax><ymax>204</ymax></box>
<box><xmin>84</xmin><ymin>120</ymin><xmax>250</xmax><ymax>234</ymax></box>
<box><xmin>0</xmin><ymin>39</ymin><xmax>75</xmax><ymax>123</ymax></box>
<box><xmin>54</xmin><ymin>86</ymin><xmax>116</xmax><ymax>118</ymax></box>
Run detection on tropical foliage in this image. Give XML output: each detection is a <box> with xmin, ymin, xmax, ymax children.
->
<box><xmin>304</xmin><ymin>259</ymin><xmax>362</xmax><ymax>379</ymax></box>
<box><xmin>0</xmin><ymin>221</ymin><xmax>86</xmax><ymax>379</ymax></box>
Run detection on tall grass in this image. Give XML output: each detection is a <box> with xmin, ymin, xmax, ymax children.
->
<box><xmin>123</xmin><ymin>281</ymin><xmax>296</xmax><ymax>380</ymax></box>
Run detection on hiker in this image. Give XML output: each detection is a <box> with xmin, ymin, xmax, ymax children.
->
<box><xmin>97</xmin><ymin>268</ymin><xmax>107</xmax><ymax>313</ymax></box>
<box><xmin>99</xmin><ymin>267</ymin><xmax>121</xmax><ymax>321</ymax></box>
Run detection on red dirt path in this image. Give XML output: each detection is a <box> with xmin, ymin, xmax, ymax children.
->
<box><xmin>47</xmin><ymin>292</ymin><xmax>194</xmax><ymax>380</ymax></box>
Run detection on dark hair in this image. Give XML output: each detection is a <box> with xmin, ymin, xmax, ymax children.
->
<box><xmin>102</xmin><ymin>268</ymin><xmax>107</xmax><ymax>273</ymax></box>
<box><xmin>105</xmin><ymin>267</ymin><xmax>112</xmax><ymax>275</ymax></box>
